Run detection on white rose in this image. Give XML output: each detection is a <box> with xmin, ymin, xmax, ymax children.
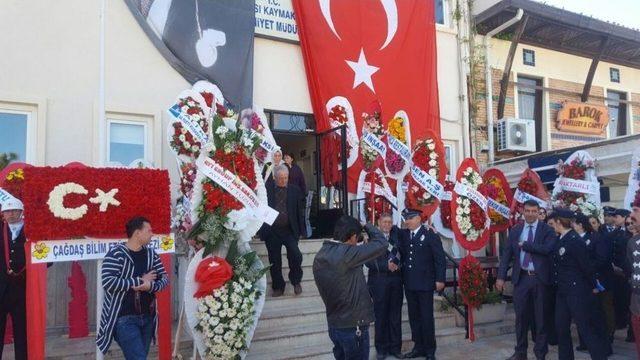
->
<box><xmin>428</xmin><ymin>169</ymin><xmax>437</xmax><ymax>177</ymax></box>
<box><xmin>429</xmin><ymin>160</ymin><xmax>437</xmax><ymax>167</ymax></box>
<box><xmin>427</xmin><ymin>143</ymin><xmax>436</xmax><ymax>151</ymax></box>
<box><xmin>179</xmin><ymin>134</ymin><xmax>186</xmax><ymax>142</ymax></box>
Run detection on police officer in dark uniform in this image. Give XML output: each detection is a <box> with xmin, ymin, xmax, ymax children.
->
<box><xmin>549</xmin><ymin>209</ymin><xmax>608</xmax><ymax>360</ymax></box>
<box><xmin>397</xmin><ymin>209</ymin><xmax>446</xmax><ymax>360</ymax></box>
<box><xmin>610</xmin><ymin>208</ymin><xmax>632</xmax><ymax>336</ymax></box>
<box><xmin>365</xmin><ymin>213</ymin><xmax>403</xmax><ymax>360</ymax></box>
<box><xmin>573</xmin><ymin>214</ymin><xmax>613</xmax><ymax>355</ymax></box>
<box><xmin>0</xmin><ymin>198</ymin><xmax>28</xmax><ymax>360</ymax></box>
<box><xmin>601</xmin><ymin>206</ymin><xmax>617</xmax><ymax>235</ymax></box>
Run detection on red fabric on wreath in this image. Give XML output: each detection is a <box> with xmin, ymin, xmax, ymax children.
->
<box><xmin>194</xmin><ymin>257</ymin><xmax>234</xmax><ymax>298</ymax></box>
<box><xmin>450</xmin><ymin>158</ymin><xmax>490</xmax><ymax>251</ymax></box>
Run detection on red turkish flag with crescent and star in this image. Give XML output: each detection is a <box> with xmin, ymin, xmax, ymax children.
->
<box><xmin>293</xmin><ymin>0</ymin><xmax>441</xmax><ymax>191</ymax></box>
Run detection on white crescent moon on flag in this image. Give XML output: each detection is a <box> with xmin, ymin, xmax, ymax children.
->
<box><xmin>379</xmin><ymin>0</ymin><xmax>398</xmax><ymax>50</ymax></box>
<box><xmin>320</xmin><ymin>0</ymin><xmax>341</xmax><ymax>40</ymax></box>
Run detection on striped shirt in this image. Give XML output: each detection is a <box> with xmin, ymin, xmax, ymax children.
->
<box><xmin>96</xmin><ymin>244</ymin><xmax>169</xmax><ymax>354</ymax></box>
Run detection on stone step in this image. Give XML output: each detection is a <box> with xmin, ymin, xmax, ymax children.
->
<box><xmin>251</xmin><ymin>239</ymin><xmax>326</xmax><ymax>256</ymax></box>
<box><xmin>248</xmin><ymin>312</ymin><xmax>515</xmax><ymax>360</ymax></box>
<box><xmin>259</xmin><ymin>252</ymin><xmax>316</xmax><ymax>268</ymax></box>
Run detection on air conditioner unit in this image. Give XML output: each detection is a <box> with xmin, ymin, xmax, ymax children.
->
<box><xmin>496</xmin><ymin>117</ymin><xmax>536</xmax><ymax>152</ymax></box>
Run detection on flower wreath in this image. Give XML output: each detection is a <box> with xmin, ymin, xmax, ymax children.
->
<box><xmin>384</xmin><ymin>111</ymin><xmax>412</xmax><ymax>179</ymax></box>
<box><xmin>510</xmin><ymin>169</ymin><xmax>549</xmax><ymax>224</ymax></box>
<box><xmin>360</xmin><ymin>101</ymin><xmax>386</xmax><ymax>172</ymax></box>
<box><xmin>482</xmin><ymin>169</ymin><xmax>513</xmax><ymax>233</ymax></box>
<box><xmin>551</xmin><ymin>151</ymin><xmax>601</xmax><ymax>219</ymax></box>
<box><xmin>326</xmin><ymin>96</ymin><xmax>359</xmax><ymax>171</ymax></box>
<box><xmin>356</xmin><ymin>169</ymin><xmax>397</xmax><ymax>223</ymax></box>
<box><xmin>627</xmin><ymin>152</ymin><xmax>640</xmax><ymax>209</ymax></box>
<box><xmin>403</xmin><ymin>130</ymin><xmax>447</xmax><ymax>221</ymax></box>
<box><xmin>451</xmin><ymin>158</ymin><xmax>490</xmax><ymax>251</ymax></box>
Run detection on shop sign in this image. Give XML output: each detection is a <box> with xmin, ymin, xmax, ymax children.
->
<box><xmin>555</xmin><ymin>102</ymin><xmax>609</xmax><ymax>135</ymax></box>
<box><xmin>255</xmin><ymin>0</ymin><xmax>299</xmax><ymax>42</ymax></box>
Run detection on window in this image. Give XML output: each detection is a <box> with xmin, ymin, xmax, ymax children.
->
<box><xmin>107</xmin><ymin>121</ymin><xmax>146</xmax><ymax>166</ymax></box>
<box><xmin>517</xmin><ymin>76</ymin><xmax>543</xmax><ymax>151</ymax></box>
<box><xmin>0</xmin><ymin>111</ymin><xmax>28</xmax><ymax>162</ymax></box>
<box><xmin>266</xmin><ymin>111</ymin><xmax>315</xmax><ymax>133</ymax></box>
<box><xmin>610</xmin><ymin>68</ymin><xmax>620</xmax><ymax>83</ymax></box>
<box><xmin>523</xmin><ymin>49</ymin><xmax>535</xmax><ymax>66</ymax></box>
<box><xmin>607</xmin><ymin>90</ymin><xmax>627</xmax><ymax>137</ymax></box>
<box><xmin>434</xmin><ymin>0</ymin><xmax>446</xmax><ymax>25</ymax></box>
<box><xmin>444</xmin><ymin>143</ymin><xmax>456</xmax><ymax>175</ymax></box>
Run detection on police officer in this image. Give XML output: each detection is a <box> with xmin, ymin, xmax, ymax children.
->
<box><xmin>573</xmin><ymin>214</ymin><xmax>613</xmax><ymax>355</ymax></box>
<box><xmin>610</xmin><ymin>208</ymin><xmax>632</xmax><ymax>337</ymax></box>
<box><xmin>601</xmin><ymin>206</ymin><xmax>617</xmax><ymax>235</ymax></box>
<box><xmin>365</xmin><ymin>213</ymin><xmax>403</xmax><ymax>360</ymax></box>
<box><xmin>549</xmin><ymin>209</ymin><xmax>607</xmax><ymax>360</ymax></box>
<box><xmin>0</xmin><ymin>198</ymin><xmax>27</xmax><ymax>360</ymax></box>
<box><xmin>397</xmin><ymin>209</ymin><xmax>445</xmax><ymax>360</ymax></box>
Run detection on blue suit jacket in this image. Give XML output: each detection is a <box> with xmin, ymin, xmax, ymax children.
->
<box><xmin>498</xmin><ymin>221</ymin><xmax>557</xmax><ymax>286</ymax></box>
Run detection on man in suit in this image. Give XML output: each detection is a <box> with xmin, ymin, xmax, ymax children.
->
<box><xmin>261</xmin><ymin>164</ymin><xmax>305</xmax><ymax>297</ymax></box>
<box><xmin>365</xmin><ymin>213</ymin><xmax>403</xmax><ymax>360</ymax></box>
<box><xmin>0</xmin><ymin>198</ymin><xmax>28</xmax><ymax>360</ymax></box>
<box><xmin>397</xmin><ymin>209</ymin><xmax>446</xmax><ymax>360</ymax></box>
<box><xmin>496</xmin><ymin>200</ymin><xmax>557</xmax><ymax>360</ymax></box>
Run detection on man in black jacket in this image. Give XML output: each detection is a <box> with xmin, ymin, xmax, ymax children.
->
<box><xmin>365</xmin><ymin>213</ymin><xmax>403</xmax><ymax>359</ymax></box>
<box><xmin>313</xmin><ymin>215</ymin><xmax>387</xmax><ymax>360</ymax></box>
<box><xmin>0</xmin><ymin>198</ymin><xmax>27</xmax><ymax>360</ymax></box>
<box><xmin>261</xmin><ymin>164</ymin><xmax>306</xmax><ymax>297</ymax></box>
<box><xmin>398</xmin><ymin>209</ymin><xmax>446</xmax><ymax>360</ymax></box>
<box><xmin>496</xmin><ymin>200</ymin><xmax>557</xmax><ymax>360</ymax></box>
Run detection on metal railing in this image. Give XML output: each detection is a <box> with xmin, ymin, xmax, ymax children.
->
<box><xmin>349</xmin><ymin>196</ymin><xmax>398</xmax><ymax>222</ymax></box>
<box><xmin>441</xmin><ymin>252</ymin><xmax>469</xmax><ymax>339</ymax></box>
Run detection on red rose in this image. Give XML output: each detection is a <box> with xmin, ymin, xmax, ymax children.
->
<box><xmin>194</xmin><ymin>256</ymin><xmax>234</xmax><ymax>298</ymax></box>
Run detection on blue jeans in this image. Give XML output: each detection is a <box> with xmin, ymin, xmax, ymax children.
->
<box><xmin>114</xmin><ymin>314</ymin><xmax>154</xmax><ymax>360</ymax></box>
<box><xmin>328</xmin><ymin>326</ymin><xmax>370</xmax><ymax>360</ymax></box>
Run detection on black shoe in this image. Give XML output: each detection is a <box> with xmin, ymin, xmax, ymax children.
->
<box><xmin>272</xmin><ymin>289</ymin><xmax>284</xmax><ymax>297</ymax></box>
<box><xmin>388</xmin><ymin>351</ymin><xmax>403</xmax><ymax>359</ymax></box>
<box><xmin>506</xmin><ymin>354</ymin><xmax>527</xmax><ymax>360</ymax></box>
<box><xmin>575</xmin><ymin>345</ymin><xmax>588</xmax><ymax>352</ymax></box>
<box><xmin>402</xmin><ymin>350</ymin><xmax>426</xmax><ymax>358</ymax></box>
<box><xmin>294</xmin><ymin>283</ymin><xmax>302</xmax><ymax>295</ymax></box>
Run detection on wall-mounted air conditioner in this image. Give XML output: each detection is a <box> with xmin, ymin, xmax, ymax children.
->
<box><xmin>496</xmin><ymin>117</ymin><xmax>536</xmax><ymax>152</ymax></box>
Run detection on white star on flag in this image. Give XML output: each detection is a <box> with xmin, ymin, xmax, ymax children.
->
<box><xmin>346</xmin><ymin>49</ymin><xmax>379</xmax><ymax>93</ymax></box>
<box><xmin>90</xmin><ymin>188</ymin><xmax>121</xmax><ymax>212</ymax></box>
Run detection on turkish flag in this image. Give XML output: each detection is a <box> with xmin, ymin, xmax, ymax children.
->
<box><xmin>21</xmin><ymin>167</ymin><xmax>171</xmax><ymax>241</ymax></box>
<box><xmin>293</xmin><ymin>0</ymin><xmax>441</xmax><ymax>191</ymax></box>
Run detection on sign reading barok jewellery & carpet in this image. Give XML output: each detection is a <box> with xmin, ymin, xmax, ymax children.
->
<box><xmin>555</xmin><ymin>101</ymin><xmax>609</xmax><ymax>135</ymax></box>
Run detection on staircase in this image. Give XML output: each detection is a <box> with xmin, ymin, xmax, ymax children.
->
<box><xmin>245</xmin><ymin>239</ymin><xmax>515</xmax><ymax>360</ymax></box>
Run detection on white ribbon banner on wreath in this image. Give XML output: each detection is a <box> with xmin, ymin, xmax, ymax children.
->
<box><xmin>556</xmin><ymin>178</ymin><xmax>599</xmax><ymax>195</ymax></box>
<box><xmin>362</xmin><ymin>131</ymin><xmax>387</xmax><ymax>157</ymax></box>
<box><xmin>249</xmin><ymin>129</ymin><xmax>280</xmax><ymax>154</ymax></box>
<box><xmin>0</xmin><ymin>188</ymin><xmax>18</xmax><ymax>205</ymax></box>
<box><xmin>168</xmin><ymin>104</ymin><xmax>209</xmax><ymax>144</ymax></box>
<box><xmin>410</xmin><ymin>166</ymin><xmax>444</xmax><ymax>200</ymax></box>
<box><xmin>487</xmin><ymin>197</ymin><xmax>511</xmax><ymax>219</ymax></box>
<box><xmin>388</xmin><ymin>135</ymin><xmax>412</xmax><ymax>163</ymax></box>
<box><xmin>441</xmin><ymin>191</ymin><xmax>452</xmax><ymax>201</ymax></box>
<box><xmin>197</xmin><ymin>157</ymin><xmax>278</xmax><ymax>225</ymax></box>
<box><xmin>454</xmin><ymin>182</ymin><xmax>488</xmax><ymax>212</ymax></box>
<box><xmin>360</xmin><ymin>169</ymin><xmax>397</xmax><ymax>205</ymax></box>
<box><xmin>514</xmin><ymin>189</ymin><xmax>548</xmax><ymax>209</ymax></box>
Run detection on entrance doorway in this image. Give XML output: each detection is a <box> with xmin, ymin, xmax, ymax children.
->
<box><xmin>265</xmin><ymin>109</ymin><xmax>348</xmax><ymax>238</ymax></box>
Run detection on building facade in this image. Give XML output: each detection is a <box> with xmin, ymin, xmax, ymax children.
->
<box><xmin>0</xmin><ymin>0</ymin><xmax>470</xmax><ymax>331</ymax></box>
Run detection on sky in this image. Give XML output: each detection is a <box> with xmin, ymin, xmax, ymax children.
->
<box><xmin>535</xmin><ymin>0</ymin><xmax>640</xmax><ymax>30</ymax></box>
